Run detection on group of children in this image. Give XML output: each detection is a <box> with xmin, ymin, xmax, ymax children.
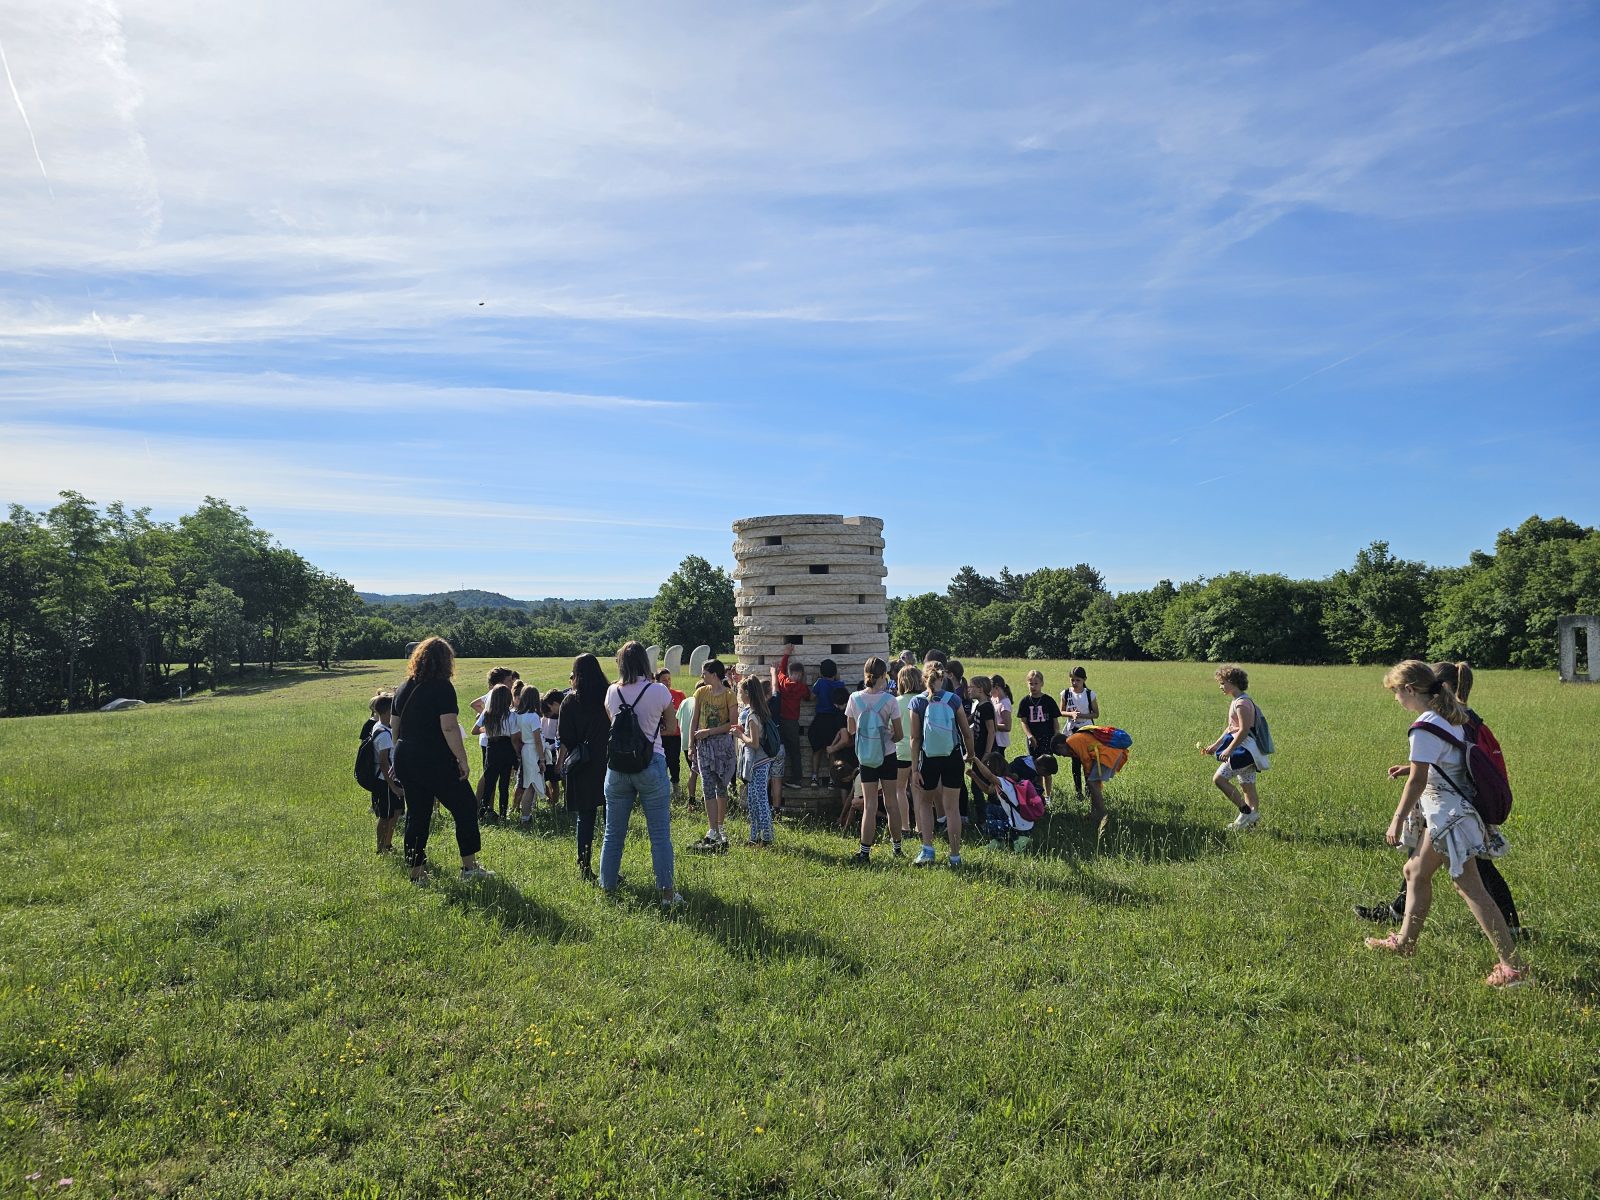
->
<box><xmin>357</xmin><ymin>644</ymin><xmax>1527</xmax><ymax>988</ymax></box>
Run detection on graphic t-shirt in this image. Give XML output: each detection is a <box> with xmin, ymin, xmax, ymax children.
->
<box><xmin>694</xmin><ymin>684</ymin><xmax>737</xmax><ymax>734</ymax></box>
<box><xmin>970</xmin><ymin>699</ymin><xmax>997</xmax><ymax>761</ymax></box>
<box><xmin>1018</xmin><ymin>693</ymin><xmax>1061</xmax><ymax>745</ymax></box>
<box><xmin>1060</xmin><ymin>687</ymin><xmax>1095</xmax><ymax>730</ymax></box>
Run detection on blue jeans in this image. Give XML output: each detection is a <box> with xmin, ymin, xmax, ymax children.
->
<box><xmin>599</xmin><ymin>753</ymin><xmax>674</xmax><ymax>892</ymax></box>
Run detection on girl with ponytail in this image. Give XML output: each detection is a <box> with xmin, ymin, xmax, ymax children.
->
<box><xmin>1365</xmin><ymin>661</ymin><xmax>1526</xmax><ymax>987</ymax></box>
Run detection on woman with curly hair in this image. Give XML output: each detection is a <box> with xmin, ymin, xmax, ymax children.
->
<box><xmin>391</xmin><ymin>637</ymin><xmax>491</xmax><ymax>885</ymax></box>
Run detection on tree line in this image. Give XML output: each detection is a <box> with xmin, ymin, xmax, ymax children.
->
<box><xmin>4</xmin><ymin>495</ymin><xmax>1591</xmax><ymax>717</ymax></box>
<box><xmin>888</xmin><ymin>515</ymin><xmax>1600</xmax><ymax>669</ymax></box>
<box><xmin>0</xmin><ymin>494</ymin><xmax>365</xmax><ymax>715</ymax></box>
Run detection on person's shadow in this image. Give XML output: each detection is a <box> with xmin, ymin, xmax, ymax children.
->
<box><xmin>676</xmin><ymin>889</ymin><xmax>862</xmax><ymax>975</ymax></box>
<box><xmin>442</xmin><ymin>874</ymin><xmax>590</xmax><ymax>943</ymax></box>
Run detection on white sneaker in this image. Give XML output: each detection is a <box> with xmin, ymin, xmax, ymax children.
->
<box><xmin>1229</xmin><ymin>809</ymin><xmax>1261</xmax><ymax>831</ymax></box>
<box><xmin>460</xmin><ymin>865</ymin><xmax>496</xmax><ymax>880</ymax></box>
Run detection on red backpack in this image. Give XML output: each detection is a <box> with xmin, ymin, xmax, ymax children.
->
<box><xmin>1408</xmin><ymin>715</ymin><xmax>1513</xmax><ymax>825</ymax></box>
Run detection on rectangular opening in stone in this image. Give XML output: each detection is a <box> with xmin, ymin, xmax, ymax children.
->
<box><xmin>804</xmin><ymin>617</ymin><xmax>815</xmax><ymax>625</ymax></box>
<box><xmin>764</xmin><ymin>536</ymin><xmax>782</xmax><ymax>546</ymax></box>
<box><xmin>1577</xmin><ymin>634</ymin><xmax>1591</xmax><ymax>678</ymax></box>
<box><xmin>783</xmin><ymin>635</ymin><xmax>806</xmax><ymax>646</ymax></box>
<box><xmin>831</xmin><ymin>643</ymin><xmax>849</xmax><ymax>655</ymax></box>
<box><xmin>857</xmin><ymin>594</ymin><xmax>866</xmax><ymax>604</ymax></box>
<box><xmin>809</xmin><ymin>565</ymin><xmax>829</xmax><ymax>574</ymax></box>
<box><xmin>766</xmin><ymin>586</ymin><xmax>777</xmax><ymax>596</ymax></box>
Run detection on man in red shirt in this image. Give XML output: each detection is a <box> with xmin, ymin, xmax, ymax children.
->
<box><xmin>771</xmin><ymin>644</ymin><xmax>811</xmax><ymax>786</ymax></box>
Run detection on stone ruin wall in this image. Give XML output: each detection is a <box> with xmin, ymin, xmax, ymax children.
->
<box><xmin>732</xmin><ymin>514</ymin><xmax>890</xmax><ymax>680</ymax></box>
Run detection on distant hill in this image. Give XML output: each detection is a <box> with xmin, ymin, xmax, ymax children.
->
<box><xmin>358</xmin><ymin>590</ymin><xmax>651</xmax><ymax>610</ymax></box>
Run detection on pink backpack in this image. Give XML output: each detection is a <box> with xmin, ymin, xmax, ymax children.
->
<box><xmin>1014</xmin><ymin>779</ymin><xmax>1047</xmax><ymax>822</ymax></box>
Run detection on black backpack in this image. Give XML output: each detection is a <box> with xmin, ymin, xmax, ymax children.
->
<box><xmin>760</xmin><ymin>715</ymin><xmax>783</xmax><ymax>759</ymax></box>
<box><xmin>354</xmin><ymin>717</ymin><xmax>381</xmax><ymax>792</ymax></box>
<box><xmin>607</xmin><ymin>683</ymin><xmax>661</xmax><ymax>774</ymax></box>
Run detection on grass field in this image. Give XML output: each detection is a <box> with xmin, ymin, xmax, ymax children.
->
<box><xmin>2</xmin><ymin>657</ymin><xmax>1598</xmax><ymax>1198</ymax></box>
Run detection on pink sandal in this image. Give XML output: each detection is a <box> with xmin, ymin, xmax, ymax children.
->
<box><xmin>1485</xmin><ymin>963</ymin><xmax>1529</xmax><ymax>989</ymax></box>
<box><xmin>1363</xmin><ymin>932</ymin><xmax>1415</xmax><ymax>956</ymax></box>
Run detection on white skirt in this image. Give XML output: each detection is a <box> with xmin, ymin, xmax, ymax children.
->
<box><xmin>520</xmin><ymin>744</ymin><xmax>546</xmax><ymax>796</ymax></box>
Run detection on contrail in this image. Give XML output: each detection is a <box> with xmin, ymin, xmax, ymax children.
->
<box><xmin>90</xmin><ymin>310</ymin><xmax>121</xmax><ymax>367</ymax></box>
<box><xmin>0</xmin><ymin>30</ymin><xmax>52</xmax><ymax>197</ymax></box>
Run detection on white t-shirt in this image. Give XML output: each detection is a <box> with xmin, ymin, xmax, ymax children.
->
<box><xmin>372</xmin><ymin>722</ymin><xmax>394</xmax><ymax>771</ymax></box>
<box><xmin>1409</xmin><ymin>710</ymin><xmax>1466</xmax><ymax>781</ymax></box>
<box><xmin>895</xmin><ymin>693</ymin><xmax>914</xmax><ymax>759</ymax></box>
<box><xmin>475</xmin><ymin>692</ymin><xmax>492</xmax><ymax>747</ymax></box>
<box><xmin>993</xmin><ymin>694</ymin><xmax>1013</xmax><ymax>748</ymax></box>
<box><xmin>604</xmin><ymin>680</ymin><xmax>674</xmax><ymax>758</ymax></box>
<box><xmin>1061</xmin><ymin>687</ymin><xmax>1095</xmax><ymax>730</ymax></box>
<box><xmin>541</xmin><ymin>715</ymin><xmax>560</xmax><ymax>759</ymax></box>
<box><xmin>848</xmin><ymin>688</ymin><xmax>899</xmax><ymax>761</ymax></box>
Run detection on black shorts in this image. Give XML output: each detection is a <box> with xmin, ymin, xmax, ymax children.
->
<box><xmin>859</xmin><ymin>754</ymin><xmax>900</xmax><ymax>784</ymax></box>
<box><xmin>369</xmin><ymin>783</ymin><xmax>404</xmax><ymax>819</ymax></box>
<box><xmin>808</xmin><ymin>710</ymin><xmax>846</xmax><ymax>752</ymax></box>
<box><xmin>919</xmin><ymin>752</ymin><xmax>964</xmax><ymax>790</ymax></box>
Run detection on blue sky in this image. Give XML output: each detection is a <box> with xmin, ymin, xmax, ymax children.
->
<box><xmin>2</xmin><ymin>0</ymin><xmax>1597</xmax><ymax>597</ymax></box>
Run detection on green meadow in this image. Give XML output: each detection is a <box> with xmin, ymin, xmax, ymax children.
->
<box><xmin>2</xmin><ymin>658</ymin><xmax>1597</xmax><ymax>1199</ymax></box>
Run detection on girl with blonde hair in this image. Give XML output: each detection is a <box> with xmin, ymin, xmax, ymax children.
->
<box><xmin>1365</xmin><ymin>660</ymin><xmax>1526</xmax><ymax>987</ymax></box>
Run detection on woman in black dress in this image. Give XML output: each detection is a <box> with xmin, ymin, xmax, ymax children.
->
<box><xmin>557</xmin><ymin>653</ymin><xmax>610</xmax><ymax>882</ymax></box>
<box><xmin>392</xmin><ymin>637</ymin><xmax>491</xmax><ymax>885</ymax></box>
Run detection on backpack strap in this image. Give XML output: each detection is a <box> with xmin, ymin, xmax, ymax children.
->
<box><xmin>1407</xmin><ymin>720</ymin><xmax>1473</xmax><ymax>799</ymax></box>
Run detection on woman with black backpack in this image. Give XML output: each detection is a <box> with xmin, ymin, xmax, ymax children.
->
<box><xmin>558</xmin><ymin>654</ymin><xmax>610</xmax><ymax>883</ymax></box>
<box><xmin>597</xmin><ymin>641</ymin><xmax>681</xmax><ymax>905</ymax></box>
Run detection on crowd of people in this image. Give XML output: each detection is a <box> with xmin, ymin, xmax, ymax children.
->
<box><xmin>356</xmin><ymin>637</ymin><xmax>1528</xmax><ymax>987</ymax></box>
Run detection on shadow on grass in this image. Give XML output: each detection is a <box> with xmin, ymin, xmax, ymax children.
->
<box><xmin>1029</xmin><ymin>803</ymin><xmax>1230</xmax><ymax>866</ymax></box>
<box><xmin>203</xmin><ymin>664</ymin><xmax>371</xmax><ymax>700</ymax></box>
<box><xmin>677</xmin><ymin>888</ymin><xmax>862</xmax><ymax>975</ymax></box>
<box><xmin>442</xmin><ymin>875</ymin><xmax>590</xmax><ymax>943</ymax></box>
<box><xmin>776</xmin><ymin>839</ymin><xmax>1153</xmax><ymax>908</ymax></box>
<box><xmin>1531</xmin><ymin>930</ymin><xmax>1600</xmax><ymax>1000</ymax></box>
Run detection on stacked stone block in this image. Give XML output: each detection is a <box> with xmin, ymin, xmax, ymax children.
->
<box><xmin>732</xmin><ymin>514</ymin><xmax>890</xmax><ymax>816</ymax></box>
<box><xmin>732</xmin><ymin>514</ymin><xmax>890</xmax><ymax>676</ymax></box>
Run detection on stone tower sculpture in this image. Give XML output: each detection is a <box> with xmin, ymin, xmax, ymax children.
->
<box><xmin>731</xmin><ymin>514</ymin><xmax>890</xmax><ymax>813</ymax></box>
<box><xmin>732</xmin><ymin>514</ymin><xmax>890</xmax><ymax>676</ymax></box>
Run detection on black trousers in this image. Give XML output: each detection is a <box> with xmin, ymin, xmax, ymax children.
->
<box><xmin>397</xmin><ymin>756</ymin><xmax>481</xmax><ymax>869</ymax></box>
<box><xmin>662</xmin><ymin>735</ymin><xmax>682</xmax><ymax>786</ymax></box>
<box><xmin>477</xmin><ymin>737</ymin><xmax>517</xmax><ymax>816</ymax></box>
<box><xmin>780</xmin><ymin>718</ymin><xmax>802</xmax><ymax>783</ymax></box>
<box><xmin>1393</xmin><ymin>855</ymin><xmax>1520</xmax><ymax>928</ymax></box>
<box><xmin>576</xmin><ymin>806</ymin><xmax>597</xmax><ymax>870</ymax></box>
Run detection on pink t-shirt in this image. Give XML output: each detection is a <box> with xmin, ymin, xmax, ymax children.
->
<box><xmin>604</xmin><ymin>680</ymin><xmax>675</xmax><ymax>758</ymax></box>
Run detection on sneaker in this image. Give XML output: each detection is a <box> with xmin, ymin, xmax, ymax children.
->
<box><xmin>460</xmin><ymin>865</ymin><xmax>496</xmax><ymax>881</ymax></box>
<box><xmin>660</xmin><ymin>892</ymin><xmax>686</xmax><ymax>910</ymax></box>
<box><xmin>1229</xmin><ymin>808</ymin><xmax>1261</xmax><ymax>831</ymax></box>
<box><xmin>1485</xmin><ymin>963</ymin><xmax>1529</xmax><ymax>989</ymax></box>
<box><xmin>912</xmin><ymin>846</ymin><xmax>936</xmax><ymax>867</ymax></box>
<box><xmin>1013</xmin><ymin>836</ymin><xmax>1031</xmax><ymax>853</ymax></box>
<box><xmin>947</xmin><ymin>854</ymin><xmax>963</xmax><ymax>869</ymax></box>
<box><xmin>1363</xmin><ymin>932</ymin><xmax>1415</xmax><ymax>956</ymax></box>
<box><xmin>891</xmin><ymin>843</ymin><xmax>904</xmax><ymax>858</ymax></box>
<box><xmin>713</xmin><ymin>837</ymin><xmax>730</xmax><ymax>855</ymax></box>
<box><xmin>1353</xmin><ymin>902</ymin><xmax>1402</xmax><ymax>924</ymax></box>
<box><xmin>849</xmin><ymin>848</ymin><xmax>871</xmax><ymax>867</ymax></box>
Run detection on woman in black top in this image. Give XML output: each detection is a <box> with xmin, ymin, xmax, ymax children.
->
<box><xmin>557</xmin><ymin>653</ymin><xmax>610</xmax><ymax>882</ymax></box>
<box><xmin>392</xmin><ymin>637</ymin><xmax>490</xmax><ymax>885</ymax></box>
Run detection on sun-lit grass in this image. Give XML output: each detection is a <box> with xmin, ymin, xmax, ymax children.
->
<box><xmin>2</xmin><ymin>657</ymin><xmax>1597</xmax><ymax>1198</ymax></box>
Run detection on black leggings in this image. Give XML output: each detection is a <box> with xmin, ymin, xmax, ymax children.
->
<box><xmin>576</xmin><ymin>806</ymin><xmax>598</xmax><ymax>870</ymax></box>
<box><xmin>477</xmin><ymin>737</ymin><xmax>517</xmax><ymax>816</ymax></box>
<box><xmin>1393</xmin><ymin>856</ymin><xmax>1520</xmax><ymax>928</ymax></box>
<box><xmin>397</xmin><ymin>757</ymin><xmax>481</xmax><ymax>869</ymax></box>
